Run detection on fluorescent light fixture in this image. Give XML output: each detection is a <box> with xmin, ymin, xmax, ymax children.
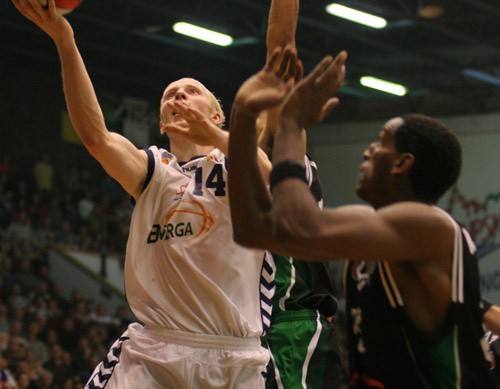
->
<box><xmin>462</xmin><ymin>69</ymin><xmax>500</xmax><ymax>87</ymax></box>
<box><xmin>360</xmin><ymin>76</ymin><xmax>408</xmax><ymax>96</ymax></box>
<box><xmin>173</xmin><ymin>22</ymin><xmax>233</xmax><ymax>47</ymax></box>
<box><xmin>325</xmin><ymin>3</ymin><xmax>387</xmax><ymax>29</ymax></box>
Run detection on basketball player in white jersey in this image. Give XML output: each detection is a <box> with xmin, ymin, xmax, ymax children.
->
<box><xmin>12</xmin><ymin>0</ymin><xmax>275</xmax><ymax>387</ymax></box>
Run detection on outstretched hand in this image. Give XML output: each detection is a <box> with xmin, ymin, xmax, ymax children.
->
<box><xmin>11</xmin><ymin>0</ymin><xmax>72</xmax><ymax>42</ymax></box>
<box><xmin>281</xmin><ymin>51</ymin><xmax>347</xmax><ymax>129</ymax></box>
<box><xmin>234</xmin><ymin>45</ymin><xmax>299</xmax><ymax>117</ymax></box>
<box><xmin>161</xmin><ymin>101</ymin><xmax>225</xmax><ymax>147</ymax></box>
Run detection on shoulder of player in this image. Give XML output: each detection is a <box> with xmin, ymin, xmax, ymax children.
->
<box><xmin>376</xmin><ymin>202</ymin><xmax>454</xmax><ymax>235</ymax></box>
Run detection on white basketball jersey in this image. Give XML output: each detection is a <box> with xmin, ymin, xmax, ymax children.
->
<box><xmin>125</xmin><ymin>146</ymin><xmax>267</xmax><ymax>337</ymax></box>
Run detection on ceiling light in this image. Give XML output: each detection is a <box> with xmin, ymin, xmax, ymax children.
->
<box><xmin>173</xmin><ymin>22</ymin><xmax>233</xmax><ymax>47</ymax></box>
<box><xmin>325</xmin><ymin>3</ymin><xmax>387</xmax><ymax>29</ymax></box>
<box><xmin>360</xmin><ymin>76</ymin><xmax>408</xmax><ymax>96</ymax></box>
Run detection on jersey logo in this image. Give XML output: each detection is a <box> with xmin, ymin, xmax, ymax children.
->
<box><xmin>147</xmin><ymin>199</ymin><xmax>215</xmax><ymax>243</ymax></box>
<box><xmin>161</xmin><ymin>151</ymin><xmax>173</xmax><ymax>165</ymax></box>
<box><xmin>350</xmin><ymin>260</ymin><xmax>376</xmax><ymax>292</ymax></box>
<box><xmin>174</xmin><ymin>183</ymin><xmax>189</xmax><ymax>201</ymax></box>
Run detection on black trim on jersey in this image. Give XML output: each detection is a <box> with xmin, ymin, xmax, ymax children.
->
<box><xmin>143</xmin><ymin>148</ymin><xmax>155</xmax><ymax>192</ymax></box>
<box><xmin>130</xmin><ymin>148</ymin><xmax>156</xmax><ymax>207</ymax></box>
<box><xmin>178</xmin><ymin>155</ymin><xmax>205</xmax><ymax>166</ymax></box>
<box><xmin>305</xmin><ymin>154</ymin><xmax>323</xmax><ymax>204</ymax></box>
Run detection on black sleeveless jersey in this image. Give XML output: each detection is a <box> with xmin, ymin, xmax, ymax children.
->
<box><xmin>344</xmin><ymin>209</ymin><xmax>497</xmax><ymax>388</ymax></box>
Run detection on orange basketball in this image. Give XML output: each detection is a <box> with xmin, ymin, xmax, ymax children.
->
<box><xmin>38</xmin><ymin>0</ymin><xmax>83</xmax><ymax>15</ymax></box>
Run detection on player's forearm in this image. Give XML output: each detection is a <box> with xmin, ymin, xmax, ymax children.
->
<box><xmin>273</xmin><ymin>115</ymin><xmax>305</xmax><ymax>165</ymax></box>
<box><xmin>228</xmin><ymin>106</ymin><xmax>274</xmax><ymax>249</ymax></box>
<box><xmin>55</xmin><ymin>35</ymin><xmax>109</xmax><ymax>150</ymax></box>
<box><xmin>267</xmin><ymin>0</ymin><xmax>299</xmax><ymax>58</ymax></box>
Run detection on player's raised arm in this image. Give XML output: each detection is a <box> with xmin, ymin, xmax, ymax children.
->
<box><xmin>228</xmin><ymin>47</ymin><xmax>298</xmax><ymax>251</ymax></box>
<box><xmin>258</xmin><ymin>0</ymin><xmax>300</xmax><ymax>157</ymax></box>
<box><xmin>11</xmin><ymin>0</ymin><xmax>148</xmax><ymax>200</ymax></box>
<box><xmin>269</xmin><ymin>52</ymin><xmax>457</xmax><ymax>263</ymax></box>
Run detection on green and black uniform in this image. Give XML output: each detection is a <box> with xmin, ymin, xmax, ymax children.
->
<box><xmin>344</xmin><ymin>209</ymin><xmax>498</xmax><ymax>388</ymax></box>
<box><xmin>265</xmin><ymin>156</ymin><xmax>342</xmax><ymax>389</ymax></box>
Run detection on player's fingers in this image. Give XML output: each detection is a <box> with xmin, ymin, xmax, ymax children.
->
<box><xmin>295</xmin><ymin>60</ymin><xmax>304</xmax><ymax>83</ymax></box>
<box><xmin>46</xmin><ymin>0</ymin><xmax>59</xmax><ymax>17</ymax></box>
<box><xmin>306</xmin><ymin>56</ymin><xmax>334</xmax><ymax>86</ymax></box>
<box><xmin>161</xmin><ymin>124</ymin><xmax>190</xmax><ymax>135</ymax></box>
<box><xmin>318</xmin><ymin>98</ymin><xmax>339</xmax><ymax>122</ymax></box>
<box><xmin>169</xmin><ymin>101</ymin><xmax>190</xmax><ymax>116</ymax></box>
<box><xmin>172</xmin><ymin>102</ymin><xmax>203</xmax><ymax>121</ymax></box>
<box><xmin>11</xmin><ymin>0</ymin><xmax>28</xmax><ymax>15</ymax></box>
<box><xmin>280</xmin><ymin>46</ymin><xmax>297</xmax><ymax>82</ymax></box>
<box><xmin>315</xmin><ymin>51</ymin><xmax>347</xmax><ymax>89</ymax></box>
<box><xmin>25</xmin><ymin>0</ymin><xmax>45</xmax><ymax>17</ymax></box>
<box><xmin>266</xmin><ymin>47</ymin><xmax>282</xmax><ymax>72</ymax></box>
<box><xmin>13</xmin><ymin>0</ymin><xmax>38</xmax><ymax>21</ymax></box>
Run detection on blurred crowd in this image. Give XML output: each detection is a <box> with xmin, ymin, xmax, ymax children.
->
<box><xmin>0</xmin><ymin>152</ymin><xmax>133</xmax><ymax>388</ymax></box>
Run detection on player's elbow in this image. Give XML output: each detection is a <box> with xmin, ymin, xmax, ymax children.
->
<box><xmin>273</xmin><ymin>213</ymin><xmax>318</xmax><ymax>247</ymax></box>
<box><xmin>83</xmin><ymin>131</ymin><xmax>112</xmax><ymax>157</ymax></box>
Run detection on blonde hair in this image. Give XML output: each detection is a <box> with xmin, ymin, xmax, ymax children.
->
<box><xmin>199</xmin><ymin>82</ymin><xmax>225</xmax><ymax>128</ymax></box>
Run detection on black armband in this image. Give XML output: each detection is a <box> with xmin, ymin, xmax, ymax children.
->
<box><xmin>270</xmin><ymin>160</ymin><xmax>308</xmax><ymax>193</ymax></box>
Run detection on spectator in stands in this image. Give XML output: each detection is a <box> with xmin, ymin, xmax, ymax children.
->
<box><xmin>29</xmin><ymin>281</ymin><xmax>52</xmax><ymax>306</ymax></box>
<box><xmin>43</xmin><ymin>344</ymin><xmax>73</xmax><ymax>387</ymax></box>
<box><xmin>61</xmin><ymin>192</ymin><xmax>80</xmax><ymax>229</ymax></box>
<box><xmin>0</xmin><ymin>352</ymin><xmax>17</xmax><ymax>388</ymax></box>
<box><xmin>27</xmin><ymin>295</ymin><xmax>48</xmax><ymax>322</ymax></box>
<box><xmin>71</xmin><ymin>337</ymin><xmax>93</xmax><ymax>381</ymax></box>
<box><xmin>58</xmin><ymin>317</ymin><xmax>78</xmax><ymax>353</ymax></box>
<box><xmin>36</xmin><ymin>370</ymin><xmax>54</xmax><ymax>389</ymax></box>
<box><xmin>12</xmin><ymin>179</ymin><xmax>30</xmax><ymax>211</ymax></box>
<box><xmin>15</xmin><ymin>260</ymin><xmax>40</xmax><ymax>297</ymax></box>
<box><xmin>5</xmin><ymin>336</ymin><xmax>28</xmax><ymax>371</ymax></box>
<box><xmin>33</xmin><ymin>153</ymin><xmax>55</xmax><ymax>206</ymax></box>
<box><xmin>35</xmin><ymin>216</ymin><xmax>58</xmax><ymax>246</ymax></box>
<box><xmin>36</xmin><ymin>266</ymin><xmax>56</xmax><ymax>298</ymax></box>
<box><xmin>5</xmin><ymin>210</ymin><xmax>38</xmax><ymax>249</ymax></box>
<box><xmin>26</xmin><ymin>320</ymin><xmax>49</xmax><ymax>365</ymax></box>
<box><xmin>77</xmin><ymin>190</ymin><xmax>95</xmax><ymax>226</ymax></box>
<box><xmin>61</xmin><ymin>166</ymin><xmax>81</xmax><ymax>201</ymax></box>
<box><xmin>9</xmin><ymin>320</ymin><xmax>26</xmax><ymax>344</ymax></box>
<box><xmin>6</xmin><ymin>282</ymin><xmax>28</xmax><ymax>311</ymax></box>
<box><xmin>16</xmin><ymin>372</ymin><xmax>31</xmax><ymax>389</ymax></box>
<box><xmin>89</xmin><ymin>303</ymin><xmax>117</xmax><ymax>328</ymax></box>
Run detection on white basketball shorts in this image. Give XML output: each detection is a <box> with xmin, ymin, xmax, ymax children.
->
<box><xmin>85</xmin><ymin>322</ymin><xmax>270</xmax><ymax>388</ymax></box>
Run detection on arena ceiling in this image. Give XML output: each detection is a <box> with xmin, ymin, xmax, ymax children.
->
<box><xmin>1</xmin><ymin>0</ymin><xmax>500</xmax><ymax>124</ymax></box>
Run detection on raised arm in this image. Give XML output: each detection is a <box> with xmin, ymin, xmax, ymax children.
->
<box><xmin>267</xmin><ymin>0</ymin><xmax>299</xmax><ymax>58</ymax></box>
<box><xmin>270</xmin><ymin>52</ymin><xmax>454</xmax><ymax>262</ymax></box>
<box><xmin>12</xmin><ymin>0</ymin><xmax>147</xmax><ymax>200</ymax></box>
<box><xmin>259</xmin><ymin>0</ymin><xmax>300</xmax><ymax>157</ymax></box>
<box><xmin>228</xmin><ymin>47</ymin><xmax>298</xmax><ymax>251</ymax></box>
